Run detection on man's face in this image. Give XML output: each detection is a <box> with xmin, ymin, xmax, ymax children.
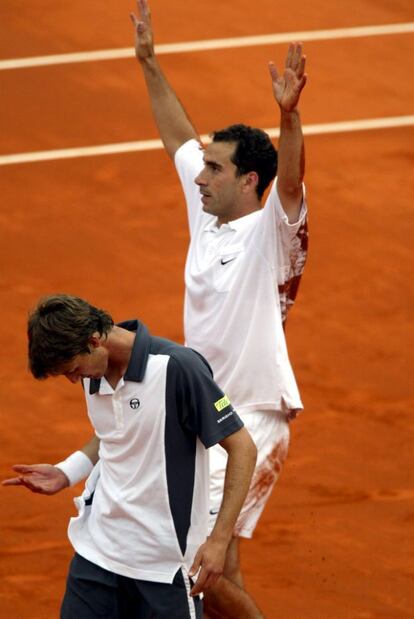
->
<box><xmin>195</xmin><ymin>141</ymin><xmax>245</xmax><ymax>223</ymax></box>
<box><xmin>59</xmin><ymin>345</ymin><xmax>108</xmax><ymax>384</ymax></box>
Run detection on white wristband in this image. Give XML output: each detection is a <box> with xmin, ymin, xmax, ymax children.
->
<box><xmin>55</xmin><ymin>450</ymin><xmax>94</xmax><ymax>487</ymax></box>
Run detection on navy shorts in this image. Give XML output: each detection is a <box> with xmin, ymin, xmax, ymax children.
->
<box><xmin>60</xmin><ymin>553</ymin><xmax>203</xmax><ymax>619</ymax></box>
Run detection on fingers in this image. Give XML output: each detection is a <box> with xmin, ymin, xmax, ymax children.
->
<box><xmin>270</xmin><ymin>42</ymin><xmax>305</xmax><ymax>82</ymax></box>
<box><xmin>130</xmin><ymin>12</ymin><xmax>146</xmax><ymax>32</ymax></box>
<box><xmin>268</xmin><ymin>61</ymin><xmax>279</xmax><ymax>83</ymax></box>
<box><xmin>285</xmin><ymin>42</ymin><xmax>305</xmax><ymax>76</ymax></box>
<box><xmin>189</xmin><ymin>545</ymin><xmax>223</xmax><ymax>596</ymax></box>
<box><xmin>130</xmin><ymin>0</ymin><xmax>150</xmax><ymax>29</ymax></box>
<box><xmin>130</xmin><ymin>2</ymin><xmax>151</xmax><ymax>37</ymax></box>
<box><xmin>285</xmin><ymin>42</ymin><xmax>294</xmax><ymax>69</ymax></box>
<box><xmin>297</xmin><ymin>54</ymin><xmax>306</xmax><ymax>80</ymax></box>
<box><xmin>2</xmin><ymin>477</ymin><xmax>24</xmax><ymax>486</ymax></box>
<box><xmin>297</xmin><ymin>74</ymin><xmax>307</xmax><ymax>94</ymax></box>
<box><xmin>130</xmin><ymin>12</ymin><xmax>139</xmax><ymax>27</ymax></box>
<box><xmin>2</xmin><ymin>465</ymin><xmax>37</xmax><ymax>488</ymax></box>
<box><xmin>2</xmin><ymin>464</ymin><xmax>59</xmax><ymax>494</ymax></box>
<box><xmin>2</xmin><ymin>475</ymin><xmax>43</xmax><ymax>492</ymax></box>
<box><xmin>189</xmin><ymin>548</ymin><xmax>206</xmax><ymax>596</ymax></box>
<box><xmin>11</xmin><ymin>464</ymin><xmax>37</xmax><ymax>474</ymax></box>
<box><xmin>137</xmin><ymin>0</ymin><xmax>151</xmax><ymax>23</ymax></box>
<box><xmin>190</xmin><ymin>574</ymin><xmax>205</xmax><ymax>596</ymax></box>
<box><xmin>190</xmin><ymin>568</ymin><xmax>208</xmax><ymax>596</ymax></box>
<box><xmin>189</xmin><ymin>549</ymin><xmax>202</xmax><ymax>580</ymax></box>
<box><xmin>190</xmin><ymin>567</ymin><xmax>221</xmax><ymax>596</ymax></box>
<box><xmin>286</xmin><ymin>42</ymin><xmax>301</xmax><ymax>70</ymax></box>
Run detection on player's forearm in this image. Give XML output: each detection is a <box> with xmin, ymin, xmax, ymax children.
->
<box><xmin>81</xmin><ymin>434</ymin><xmax>100</xmax><ymax>465</ymax></box>
<box><xmin>278</xmin><ymin>109</ymin><xmax>305</xmax><ymax>190</ymax></box>
<box><xmin>210</xmin><ymin>432</ymin><xmax>257</xmax><ymax>543</ymax></box>
<box><xmin>138</xmin><ymin>55</ymin><xmax>199</xmax><ymax>159</ymax></box>
<box><xmin>277</xmin><ymin>109</ymin><xmax>305</xmax><ymax>221</ymax></box>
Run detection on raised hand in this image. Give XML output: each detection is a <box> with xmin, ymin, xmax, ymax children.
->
<box><xmin>2</xmin><ymin>463</ymin><xmax>69</xmax><ymax>495</ymax></box>
<box><xmin>130</xmin><ymin>0</ymin><xmax>154</xmax><ymax>61</ymax></box>
<box><xmin>269</xmin><ymin>42</ymin><xmax>307</xmax><ymax>112</ymax></box>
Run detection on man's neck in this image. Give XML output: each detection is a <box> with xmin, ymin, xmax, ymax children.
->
<box><xmin>216</xmin><ymin>196</ymin><xmax>262</xmax><ymax>227</ymax></box>
<box><xmin>104</xmin><ymin>326</ymin><xmax>135</xmax><ymax>389</ymax></box>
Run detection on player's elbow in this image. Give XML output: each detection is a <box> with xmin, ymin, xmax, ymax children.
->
<box><xmin>246</xmin><ymin>433</ymin><xmax>258</xmax><ymax>468</ymax></box>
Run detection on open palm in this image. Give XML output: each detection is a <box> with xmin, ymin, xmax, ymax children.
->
<box><xmin>269</xmin><ymin>42</ymin><xmax>307</xmax><ymax>112</ymax></box>
<box><xmin>2</xmin><ymin>463</ymin><xmax>69</xmax><ymax>495</ymax></box>
<box><xmin>130</xmin><ymin>0</ymin><xmax>154</xmax><ymax>61</ymax></box>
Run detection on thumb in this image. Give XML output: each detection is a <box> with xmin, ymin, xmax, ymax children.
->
<box><xmin>2</xmin><ymin>477</ymin><xmax>24</xmax><ymax>486</ymax></box>
<box><xmin>298</xmin><ymin>74</ymin><xmax>307</xmax><ymax>93</ymax></box>
<box><xmin>130</xmin><ymin>13</ymin><xmax>139</xmax><ymax>27</ymax></box>
<box><xmin>189</xmin><ymin>547</ymin><xmax>203</xmax><ymax>577</ymax></box>
<box><xmin>268</xmin><ymin>61</ymin><xmax>279</xmax><ymax>82</ymax></box>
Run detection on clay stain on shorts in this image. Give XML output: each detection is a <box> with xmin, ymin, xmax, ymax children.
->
<box><xmin>235</xmin><ymin>438</ymin><xmax>289</xmax><ymax>534</ymax></box>
<box><xmin>250</xmin><ymin>439</ymin><xmax>289</xmax><ymax>505</ymax></box>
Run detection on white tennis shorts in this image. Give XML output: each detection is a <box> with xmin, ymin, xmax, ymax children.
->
<box><xmin>208</xmin><ymin>409</ymin><xmax>290</xmax><ymax>539</ymax></box>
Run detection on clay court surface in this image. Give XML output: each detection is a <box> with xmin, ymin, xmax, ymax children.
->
<box><xmin>1</xmin><ymin>1</ymin><xmax>413</xmax><ymax>617</ymax></box>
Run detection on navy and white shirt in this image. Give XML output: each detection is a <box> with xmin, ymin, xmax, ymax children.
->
<box><xmin>67</xmin><ymin>320</ymin><xmax>243</xmax><ymax>583</ymax></box>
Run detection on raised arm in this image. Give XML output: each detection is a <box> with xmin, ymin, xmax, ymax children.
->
<box><xmin>269</xmin><ymin>42</ymin><xmax>307</xmax><ymax>223</ymax></box>
<box><xmin>130</xmin><ymin>0</ymin><xmax>199</xmax><ymax>159</ymax></box>
<box><xmin>189</xmin><ymin>427</ymin><xmax>257</xmax><ymax>595</ymax></box>
<box><xmin>2</xmin><ymin>435</ymin><xmax>99</xmax><ymax>495</ymax></box>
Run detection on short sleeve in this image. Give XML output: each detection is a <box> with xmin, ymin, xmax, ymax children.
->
<box><xmin>168</xmin><ymin>349</ymin><xmax>244</xmax><ymax>449</ymax></box>
<box><xmin>259</xmin><ymin>179</ymin><xmax>309</xmax><ymax>321</ymax></box>
<box><xmin>266</xmin><ymin>177</ymin><xmax>308</xmax><ymax>238</ymax></box>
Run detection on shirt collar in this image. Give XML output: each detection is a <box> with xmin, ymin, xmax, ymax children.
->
<box><xmin>89</xmin><ymin>319</ymin><xmax>151</xmax><ymax>395</ymax></box>
<box><xmin>203</xmin><ymin>208</ymin><xmax>261</xmax><ymax>234</ymax></box>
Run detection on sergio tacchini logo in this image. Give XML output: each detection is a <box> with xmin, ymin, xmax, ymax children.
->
<box><xmin>129</xmin><ymin>398</ymin><xmax>140</xmax><ymax>410</ymax></box>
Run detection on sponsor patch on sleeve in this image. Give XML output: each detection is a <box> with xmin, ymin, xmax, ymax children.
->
<box><xmin>214</xmin><ymin>395</ymin><xmax>231</xmax><ymax>412</ymax></box>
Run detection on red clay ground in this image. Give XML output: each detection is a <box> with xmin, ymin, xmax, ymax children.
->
<box><xmin>1</xmin><ymin>1</ymin><xmax>413</xmax><ymax>618</ymax></box>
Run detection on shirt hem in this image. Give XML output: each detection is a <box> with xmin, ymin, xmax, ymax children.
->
<box><xmin>233</xmin><ymin>401</ymin><xmax>303</xmax><ymax>415</ymax></box>
<box><xmin>71</xmin><ymin>541</ymin><xmax>182</xmax><ymax>584</ymax></box>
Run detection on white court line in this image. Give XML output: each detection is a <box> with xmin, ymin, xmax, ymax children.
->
<box><xmin>0</xmin><ymin>23</ymin><xmax>413</xmax><ymax>70</ymax></box>
<box><xmin>1</xmin><ymin>115</ymin><xmax>413</xmax><ymax>167</ymax></box>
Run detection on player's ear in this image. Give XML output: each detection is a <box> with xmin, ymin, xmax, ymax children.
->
<box><xmin>242</xmin><ymin>171</ymin><xmax>259</xmax><ymax>193</ymax></box>
<box><xmin>88</xmin><ymin>332</ymin><xmax>102</xmax><ymax>349</ymax></box>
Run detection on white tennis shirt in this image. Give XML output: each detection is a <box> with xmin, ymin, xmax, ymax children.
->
<box><xmin>175</xmin><ymin>139</ymin><xmax>308</xmax><ymax>413</ymax></box>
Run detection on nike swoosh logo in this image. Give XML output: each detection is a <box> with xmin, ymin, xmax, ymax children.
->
<box><xmin>209</xmin><ymin>508</ymin><xmax>220</xmax><ymax>515</ymax></box>
<box><xmin>220</xmin><ymin>257</ymin><xmax>237</xmax><ymax>265</ymax></box>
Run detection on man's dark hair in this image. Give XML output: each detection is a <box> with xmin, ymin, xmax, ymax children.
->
<box><xmin>28</xmin><ymin>294</ymin><xmax>113</xmax><ymax>379</ymax></box>
<box><xmin>211</xmin><ymin>124</ymin><xmax>278</xmax><ymax>199</ymax></box>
